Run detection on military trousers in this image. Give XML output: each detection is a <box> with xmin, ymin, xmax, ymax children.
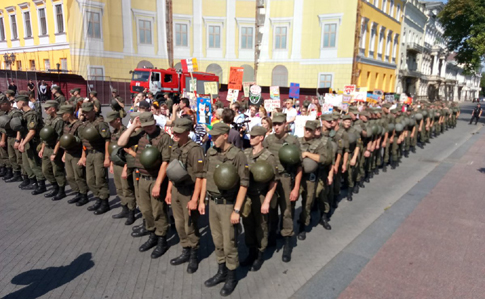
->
<box><xmin>243</xmin><ymin>193</ymin><xmax>269</xmax><ymax>252</ymax></box>
<box><xmin>299</xmin><ymin>176</ymin><xmax>317</xmax><ymax>227</ymax></box>
<box><xmin>316</xmin><ymin>171</ymin><xmax>331</xmax><ymax>214</ymax></box>
<box><xmin>7</xmin><ymin>137</ymin><xmax>22</xmax><ymax>172</ymax></box>
<box><xmin>0</xmin><ymin>144</ymin><xmax>9</xmax><ymax>167</ymax></box>
<box><xmin>113</xmin><ymin>164</ymin><xmax>136</xmax><ymax>210</ymax></box>
<box><xmin>136</xmin><ymin>176</ymin><xmax>169</xmax><ymax>236</ymax></box>
<box><xmin>65</xmin><ymin>152</ymin><xmax>88</xmax><ymax>194</ymax></box>
<box><xmin>333</xmin><ymin>163</ymin><xmax>342</xmax><ymax>197</ymax></box>
<box><xmin>171</xmin><ymin>184</ymin><xmax>200</xmax><ymax>249</ymax></box>
<box><xmin>209</xmin><ymin>200</ymin><xmax>239</xmax><ymax>270</ymax></box>
<box><xmin>271</xmin><ymin>175</ymin><xmax>296</xmax><ymax>237</ymax></box>
<box><xmin>42</xmin><ymin>146</ymin><xmax>66</xmax><ymax>186</ymax></box>
<box><xmin>22</xmin><ymin>141</ymin><xmax>44</xmax><ymax>180</ymax></box>
<box><xmin>86</xmin><ymin>151</ymin><xmax>109</xmax><ymax>200</ymax></box>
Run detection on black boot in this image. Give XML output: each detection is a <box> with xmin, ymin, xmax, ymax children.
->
<box><xmin>391</xmin><ymin>161</ymin><xmax>397</xmax><ymax>170</ymax></box>
<box><xmin>139</xmin><ymin>232</ymin><xmax>158</xmax><ymax>252</ymax></box>
<box><xmin>2</xmin><ymin>168</ymin><xmax>12</xmax><ymax>181</ymax></box>
<box><xmin>18</xmin><ymin>175</ymin><xmax>30</xmax><ymax>189</ymax></box>
<box><xmin>411</xmin><ymin>147</ymin><xmax>416</xmax><ymax>153</ymax></box>
<box><xmin>131</xmin><ymin>225</ymin><xmax>151</xmax><ymax>237</ymax></box>
<box><xmin>251</xmin><ymin>251</ymin><xmax>264</xmax><ymax>272</ymax></box>
<box><xmin>132</xmin><ymin>219</ymin><xmax>146</xmax><ymax>232</ymax></box>
<box><xmin>374</xmin><ymin>168</ymin><xmax>379</xmax><ymax>175</ymax></box>
<box><xmin>170</xmin><ymin>247</ymin><xmax>191</xmax><ymax>265</ymax></box>
<box><xmin>240</xmin><ymin>247</ymin><xmax>258</xmax><ymax>267</ymax></box>
<box><xmin>359</xmin><ymin>180</ymin><xmax>365</xmax><ymax>188</ymax></box>
<box><xmin>382</xmin><ymin>164</ymin><xmax>387</xmax><ymax>173</ymax></box>
<box><xmin>68</xmin><ymin>193</ymin><xmax>82</xmax><ymax>204</ymax></box>
<box><xmin>151</xmin><ymin>236</ymin><xmax>169</xmax><ymax>259</ymax></box>
<box><xmin>87</xmin><ymin>198</ymin><xmax>101</xmax><ymax>211</ymax></box>
<box><xmin>112</xmin><ymin>205</ymin><xmax>129</xmax><ymax>219</ymax></box>
<box><xmin>297</xmin><ymin>223</ymin><xmax>306</xmax><ymax>241</ymax></box>
<box><xmin>5</xmin><ymin>171</ymin><xmax>21</xmax><ymax>183</ymax></box>
<box><xmin>282</xmin><ymin>236</ymin><xmax>292</xmax><ymax>263</ymax></box>
<box><xmin>22</xmin><ymin>178</ymin><xmax>37</xmax><ymax>190</ymax></box>
<box><xmin>125</xmin><ymin>209</ymin><xmax>136</xmax><ymax>225</ymax></box>
<box><xmin>44</xmin><ymin>183</ymin><xmax>59</xmax><ymax>198</ymax></box>
<box><xmin>347</xmin><ymin>187</ymin><xmax>353</xmax><ymax>202</ymax></box>
<box><xmin>94</xmin><ymin>199</ymin><xmax>110</xmax><ymax>215</ymax></box>
<box><xmin>187</xmin><ymin>248</ymin><xmax>199</xmax><ymax>274</ymax></box>
<box><xmin>364</xmin><ymin>173</ymin><xmax>370</xmax><ymax>183</ymax></box>
<box><xmin>31</xmin><ymin>180</ymin><xmax>47</xmax><ymax>195</ymax></box>
<box><xmin>220</xmin><ymin>269</ymin><xmax>238</xmax><ymax>297</ymax></box>
<box><xmin>320</xmin><ymin>214</ymin><xmax>332</xmax><ymax>230</ymax></box>
<box><xmin>52</xmin><ymin>185</ymin><xmax>66</xmax><ymax>201</ymax></box>
<box><xmin>204</xmin><ymin>263</ymin><xmax>227</xmax><ymax>287</ymax></box>
<box><xmin>267</xmin><ymin>231</ymin><xmax>277</xmax><ymax>248</ymax></box>
<box><xmin>354</xmin><ymin>183</ymin><xmax>360</xmax><ymax>194</ymax></box>
<box><xmin>76</xmin><ymin>194</ymin><xmax>89</xmax><ymax>206</ymax></box>
<box><xmin>0</xmin><ymin>166</ymin><xmax>6</xmax><ymax>177</ymax></box>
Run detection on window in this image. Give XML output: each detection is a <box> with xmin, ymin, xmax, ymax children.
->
<box><xmin>272</xmin><ymin>65</ymin><xmax>288</xmax><ymax>87</ymax></box>
<box><xmin>382</xmin><ymin>0</ymin><xmax>387</xmax><ymax>13</ymax></box>
<box><xmin>208</xmin><ymin>25</ymin><xmax>220</xmax><ymax>48</ymax></box>
<box><xmin>206</xmin><ymin>63</ymin><xmax>223</xmax><ymax>82</ymax></box>
<box><xmin>392</xmin><ymin>35</ymin><xmax>399</xmax><ymax>63</ymax></box>
<box><xmin>38</xmin><ymin>8</ymin><xmax>47</xmax><ymax>35</ymax></box>
<box><xmin>55</xmin><ymin>4</ymin><xmax>64</xmax><ymax>33</ymax></box>
<box><xmin>396</xmin><ymin>5</ymin><xmax>401</xmax><ymax>19</ymax></box>
<box><xmin>377</xmin><ymin>28</ymin><xmax>385</xmax><ymax>59</ymax></box>
<box><xmin>175</xmin><ymin>23</ymin><xmax>188</xmax><ymax>47</ymax></box>
<box><xmin>0</xmin><ymin>18</ymin><xmax>5</xmax><ymax>41</ymax></box>
<box><xmin>44</xmin><ymin>59</ymin><xmax>50</xmax><ymax>70</ymax></box>
<box><xmin>318</xmin><ymin>74</ymin><xmax>332</xmax><ymax>88</ymax></box>
<box><xmin>369</xmin><ymin>23</ymin><xmax>377</xmax><ymax>56</ymax></box>
<box><xmin>323</xmin><ymin>23</ymin><xmax>337</xmax><ymax>48</ymax></box>
<box><xmin>385</xmin><ymin>34</ymin><xmax>391</xmax><ymax>61</ymax></box>
<box><xmin>29</xmin><ymin>60</ymin><xmax>35</xmax><ymax>70</ymax></box>
<box><xmin>360</xmin><ymin>19</ymin><xmax>368</xmax><ymax>53</ymax></box>
<box><xmin>16</xmin><ymin>61</ymin><xmax>22</xmax><ymax>71</ymax></box>
<box><xmin>11</xmin><ymin>15</ymin><xmax>18</xmax><ymax>40</ymax></box>
<box><xmin>274</xmin><ymin>26</ymin><xmax>287</xmax><ymax>49</ymax></box>
<box><xmin>60</xmin><ymin>58</ymin><xmax>67</xmax><ymax>71</ymax></box>
<box><xmin>390</xmin><ymin>0</ymin><xmax>394</xmax><ymax>18</ymax></box>
<box><xmin>139</xmin><ymin>20</ymin><xmax>152</xmax><ymax>44</ymax></box>
<box><xmin>87</xmin><ymin>12</ymin><xmax>101</xmax><ymax>38</ymax></box>
<box><xmin>89</xmin><ymin>67</ymin><xmax>104</xmax><ymax>80</ymax></box>
<box><xmin>241</xmin><ymin>27</ymin><xmax>253</xmax><ymax>49</ymax></box>
<box><xmin>24</xmin><ymin>12</ymin><xmax>32</xmax><ymax>37</ymax></box>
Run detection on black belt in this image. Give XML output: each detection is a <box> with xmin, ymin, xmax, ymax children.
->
<box><xmin>139</xmin><ymin>174</ymin><xmax>157</xmax><ymax>181</ymax></box>
<box><xmin>209</xmin><ymin>193</ymin><xmax>235</xmax><ymax>205</ymax></box>
<box><xmin>280</xmin><ymin>173</ymin><xmax>292</xmax><ymax>178</ymax></box>
<box><xmin>87</xmin><ymin>149</ymin><xmax>103</xmax><ymax>154</ymax></box>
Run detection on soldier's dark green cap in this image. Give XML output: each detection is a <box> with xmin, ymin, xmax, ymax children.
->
<box><xmin>304</xmin><ymin>120</ymin><xmax>318</xmax><ymax>131</ymax></box>
<box><xmin>359</xmin><ymin>111</ymin><xmax>370</xmax><ymax>117</ymax></box>
<box><xmin>51</xmin><ymin>86</ymin><xmax>60</xmax><ymax>91</ymax></box>
<box><xmin>106</xmin><ymin>110</ymin><xmax>121</xmax><ymax>123</ymax></box>
<box><xmin>89</xmin><ymin>90</ymin><xmax>97</xmax><ymax>95</ymax></box>
<box><xmin>111</xmin><ymin>89</ymin><xmax>118</xmax><ymax>93</ymax></box>
<box><xmin>349</xmin><ymin>106</ymin><xmax>359</xmax><ymax>113</ymax></box>
<box><xmin>5</xmin><ymin>90</ymin><xmax>15</xmax><ymax>96</ymax></box>
<box><xmin>0</xmin><ymin>95</ymin><xmax>9</xmax><ymax>104</ymax></box>
<box><xmin>272</xmin><ymin>112</ymin><xmax>287</xmax><ymax>123</ymax></box>
<box><xmin>139</xmin><ymin>112</ymin><xmax>156</xmax><ymax>127</ymax></box>
<box><xmin>315</xmin><ymin>120</ymin><xmax>322</xmax><ymax>128</ymax></box>
<box><xmin>342</xmin><ymin>114</ymin><xmax>352</xmax><ymax>120</ymax></box>
<box><xmin>249</xmin><ymin>126</ymin><xmax>267</xmax><ymax>136</ymax></box>
<box><xmin>73</xmin><ymin>88</ymin><xmax>81</xmax><ymax>93</ymax></box>
<box><xmin>172</xmin><ymin>117</ymin><xmax>193</xmax><ymax>133</ymax></box>
<box><xmin>45</xmin><ymin>100</ymin><xmax>59</xmax><ymax>108</ymax></box>
<box><xmin>321</xmin><ymin>114</ymin><xmax>333</xmax><ymax>121</ymax></box>
<box><xmin>209</xmin><ymin>122</ymin><xmax>230</xmax><ymax>136</ymax></box>
<box><xmin>382</xmin><ymin>103</ymin><xmax>392</xmax><ymax>108</ymax></box>
<box><xmin>332</xmin><ymin>114</ymin><xmax>340</xmax><ymax>121</ymax></box>
<box><xmin>58</xmin><ymin>105</ymin><xmax>74</xmax><ymax>114</ymax></box>
<box><xmin>15</xmin><ymin>95</ymin><xmax>29</xmax><ymax>103</ymax></box>
<box><xmin>81</xmin><ymin>102</ymin><xmax>94</xmax><ymax>112</ymax></box>
<box><xmin>130</xmin><ymin>112</ymin><xmax>140</xmax><ymax>121</ymax></box>
<box><xmin>69</xmin><ymin>89</ymin><xmax>75</xmax><ymax>94</ymax></box>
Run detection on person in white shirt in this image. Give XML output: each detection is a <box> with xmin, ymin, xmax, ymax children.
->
<box><xmin>150</xmin><ymin>101</ymin><xmax>167</xmax><ymax>129</ymax></box>
<box><xmin>244</xmin><ymin>105</ymin><xmax>262</xmax><ymax>139</ymax></box>
<box><xmin>282</xmin><ymin>99</ymin><xmax>297</xmax><ymax>134</ymax></box>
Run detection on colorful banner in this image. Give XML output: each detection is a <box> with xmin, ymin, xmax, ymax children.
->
<box><xmin>249</xmin><ymin>85</ymin><xmax>263</xmax><ymax>106</ymax></box>
<box><xmin>197</xmin><ymin>97</ymin><xmax>212</xmax><ymax>125</ymax></box>
<box><xmin>289</xmin><ymin>83</ymin><xmax>300</xmax><ymax>99</ymax></box>
<box><xmin>373</xmin><ymin>89</ymin><xmax>384</xmax><ymax>97</ymax></box>
<box><xmin>321</xmin><ymin>103</ymin><xmax>334</xmax><ymax>114</ymax></box>
<box><xmin>204</xmin><ymin>82</ymin><xmax>218</xmax><ymax>95</ymax></box>
<box><xmin>344</xmin><ymin>85</ymin><xmax>356</xmax><ymax>94</ymax></box>
<box><xmin>181</xmin><ymin>58</ymin><xmax>198</xmax><ymax>72</ymax></box>
<box><xmin>228</xmin><ymin>67</ymin><xmax>244</xmax><ymax>90</ymax></box>
<box><xmin>324</xmin><ymin>93</ymin><xmax>343</xmax><ymax>107</ymax></box>
<box><xmin>342</xmin><ymin>94</ymin><xmax>353</xmax><ymax>104</ymax></box>
<box><xmin>264</xmin><ymin>99</ymin><xmax>281</xmax><ymax>112</ymax></box>
<box><xmin>366</xmin><ymin>93</ymin><xmax>380</xmax><ymax>104</ymax></box>
<box><xmin>226</xmin><ymin>89</ymin><xmax>239</xmax><ymax>103</ymax></box>
<box><xmin>270</xmin><ymin>86</ymin><xmax>280</xmax><ymax>100</ymax></box>
<box><xmin>385</xmin><ymin>94</ymin><xmax>395</xmax><ymax>103</ymax></box>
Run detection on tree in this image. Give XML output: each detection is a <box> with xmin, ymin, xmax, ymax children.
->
<box><xmin>438</xmin><ymin>0</ymin><xmax>485</xmax><ymax>73</ymax></box>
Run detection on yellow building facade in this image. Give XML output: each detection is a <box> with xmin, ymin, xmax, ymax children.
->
<box><xmin>356</xmin><ymin>0</ymin><xmax>404</xmax><ymax>92</ymax></box>
<box><xmin>0</xmin><ymin>0</ymin><xmax>400</xmax><ymax>92</ymax></box>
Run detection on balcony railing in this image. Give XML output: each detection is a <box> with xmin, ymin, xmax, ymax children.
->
<box><xmin>407</xmin><ymin>42</ymin><xmax>425</xmax><ymax>53</ymax></box>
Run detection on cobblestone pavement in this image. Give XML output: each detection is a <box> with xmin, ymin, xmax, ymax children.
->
<box><xmin>0</xmin><ymin>103</ymin><xmax>480</xmax><ymax>299</ymax></box>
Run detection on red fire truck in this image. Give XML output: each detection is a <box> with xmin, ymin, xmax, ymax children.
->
<box><xmin>130</xmin><ymin>68</ymin><xmax>219</xmax><ymax>100</ymax></box>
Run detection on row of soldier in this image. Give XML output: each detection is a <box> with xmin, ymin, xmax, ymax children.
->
<box><xmin>0</xmin><ymin>89</ymin><xmax>460</xmax><ymax>297</ymax></box>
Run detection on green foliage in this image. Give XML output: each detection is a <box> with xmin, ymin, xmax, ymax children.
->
<box><xmin>438</xmin><ymin>0</ymin><xmax>485</xmax><ymax>73</ymax></box>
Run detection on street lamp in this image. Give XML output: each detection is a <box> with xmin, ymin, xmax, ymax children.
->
<box><xmin>3</xmin><ymin>53</ymin><xmax>16</xmax><ymax>70</ymax></box>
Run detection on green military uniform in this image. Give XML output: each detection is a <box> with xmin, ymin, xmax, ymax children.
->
<box><xmin>80</xmin><ymin>102</ymin><xmax>111</xmax><ymax>206</ymax></box>
<box><xmin>0</xmin><ymin>108</ymin><xmax>10</xmax><ymax>176</ymax></box>
<box><xmin>20</xmin><ymin>98</ymin><xmax>45</xmax><ymax>184</ymax></box>
<box><xmin>55</xmin><ymin>94</ymin><xmax>66</xmax><ymax>106</ymax></box>
<box><xmin>41</xmin><ymin>101</ymin><xmax>66</xmax><ymax>192</ymax></box>
<box><xmin>5</xmin><ymin>107</ymin><xmax>24</xmax><ymax>180</ymax></box>
<box><xmin>205</xmin><ymin>124</ymin><xmax>249</xmax><ymax>271</ymax></box>
<box><xmin>111</xmin><ymin>90</ymin><xmax>127</xmax><ymax>118</ymax></box>
<box><xmin>331</xmin><ymin>121</ymin><xmax>349</xmax><ymax>202</ymax></box>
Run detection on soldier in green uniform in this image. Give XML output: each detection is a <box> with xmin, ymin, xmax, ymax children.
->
<box><xmin>69</xmin><ymin>88</ymin><xmax>83</xmax><ymax>110</ymax></box>
<box><xmin>59</xmin><ymin>105</ymin><xmax>89</xmax><ymax>205</ymax></box>
<box><xmin>111</xmin><ymin>89</ymin><xmax>127</xmax><ymax>119</ymax></box>
<box><xmin>1</xmin><ymin>96</ymin><xmax>23</xmax><ymax>182</ymax></box>
<box><xmin>39</xmin><ymin>100</ymin><xmax>67</xmax><ymax>200</ymax></box>
<box><xmin>0</xmin><ymin>94</ymin><xmax>10</xmax><ymax>177</ymax></box>
<box><xmin>298</xmin><ymin>120</ymin><xmax>332</xmax><ymax>240</ymax></box>
<box><xmin>263</xmin><ymin>112</ymin><xmax>302</xmax><ymax>263</ymax></box>
<box><xmin>89</xmin><ymin>91</ymin><xmax>102</xmax><ymax>116</ymax></box>
<box><xmin>317</xmin><ymin>114</ymin><xmax>335</xmax><ymax>229</ymax></box>
<box><xmin>118</xmin><ymin>112</ymin><xmax>172</xmax><ymax>258</ymax></box>
<box><xmin>80</xmin><ymin>102</ymin><xmax>112</xmax><ymax>214</ymax></box>
<box><xmin>331</xmin><ymin>114</ymin><xmax>349</xmax><ymax>204</ymax></box>
<box><xmin>165</xmin><ymin>118</ymin><xmax>205</xmax><ymax>273</ymax></box>
<box><xmin>381</xmin><ymin>104</ymin><xmax>392</xmax><ymax>171</ymax></box>
<box><xmin>106</xmin><ymin>110</ymin><xmax>136</xmax><ymax>224</ymax></box>
<box><xmin>197</xmin><ymin>122</ymin><xmax>249</xmax><ymax>297</ymax></box>
<box><xmin>15</xmin><ymin>95</ymin><xmax>45</xmax><ymax>193</ymax></box>
<box><xmin>342</xmin><ymin>114</ymin><xmax>361</xmax><ymax>201</ymax></box>
<box><xmin>240</xmin><ymin>126</ymin><xmax>278</xmax><ymax>272</ymax></box>
<box><xmin>51</xmin><ymin>86</ymin><xmax>66</xmax><ymax>106</ymax></box>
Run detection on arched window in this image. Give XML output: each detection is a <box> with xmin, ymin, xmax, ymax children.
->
<box><xmin>206</xmin><ymin>63</ymin><xmax>223</xmax><ymax>83</ymax></box>
<box><xmin>137</xmin><ymin>60</ymin><xmax>154</xmax><ymax>69</ymax></box>
<box><xmin>272</xmin><ymin>65</ymin><xmax>288</xmax><ymax>87</ymax></box>
<box><xmin>241</xmin><ymin>64</ymin><xmax>255</xmax><ymax>82</ymax></box>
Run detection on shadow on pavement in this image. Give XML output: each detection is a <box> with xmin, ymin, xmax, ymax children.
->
<box><xmin>4</xmin><ymin>252</ymin><xmax>95</xmax><ymax>299</ymax></box>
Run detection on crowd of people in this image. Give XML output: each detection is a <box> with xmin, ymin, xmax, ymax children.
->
<box><xmin>0</xmin><ymin>86</ymin><xmax>461</xmax><ymax>296</ymax></box>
